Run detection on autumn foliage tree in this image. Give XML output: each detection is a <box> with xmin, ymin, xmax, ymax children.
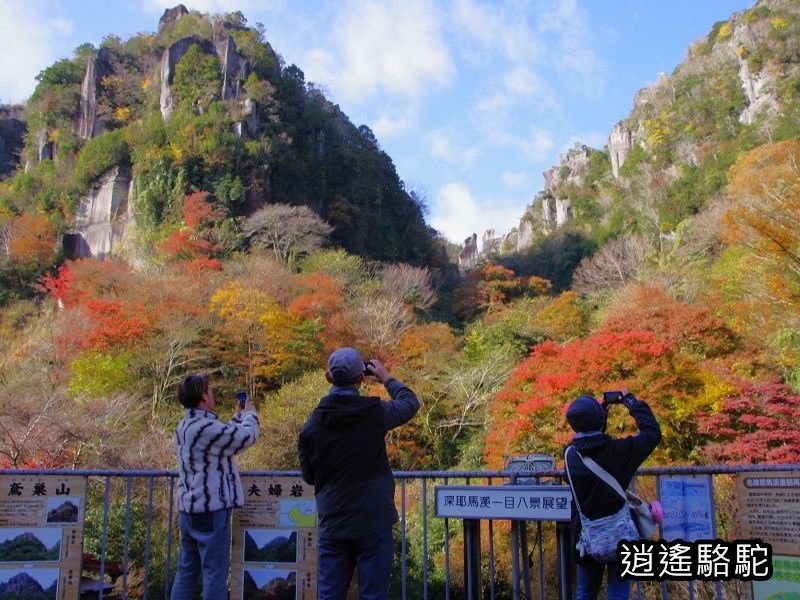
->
<box><xmin>697</xmin><ymin>380</ymin><xmax>800</xmax><ymax>464</ymax></box>
<box><xmin>602</xmin><ymin>285</ymin><xmax>738</xmax><ymax>359</ymax></box>
<box><xmin>157</xmin><ymin>191</ymin><xmax>223</xmax><ymax>272</ymax></box>
<box><xmin>8</xmin><ymin>213</ymin><xmax>57</xmax><ymax>268</ymax></box>
<box><xmin>484</xmin><ymin>330</ymin><xmax>708</xmax><ymax>468</ymax></box>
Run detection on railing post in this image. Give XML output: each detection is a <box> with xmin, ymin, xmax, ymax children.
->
<box><xmin>511</xmin><ymin>521</ymin><xmax>521</xmax><ymax>600</ymax></box>
<box><xmin>520</xmin><ymin>521</ymin><xmax>533</xmax><ymax>600</ymax></box>
<box><xmin>463</xmin><ymin>519</ymin><xmax>483</xmax><ymax>600</ymax></box>
<box><xmin>556</xmin><ymin>521</ymin><xmax>572</xmax><ymax>600</ymax></box>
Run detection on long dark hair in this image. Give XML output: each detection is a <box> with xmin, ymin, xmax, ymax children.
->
<box><xmin>177</xmin><ymin>375</ymin><xmax>209</xmax><ymax>408</ymax></box>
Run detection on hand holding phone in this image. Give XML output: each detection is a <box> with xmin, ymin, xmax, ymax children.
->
<box><xmin>237</xmin><ymin>391</ymin><xmax>248</xmax><ymax>410</ymax></box>
<box><xmin>602</xmin><ymin>391</ymin><xmax>624</xmax><ymax>405</ymax></box>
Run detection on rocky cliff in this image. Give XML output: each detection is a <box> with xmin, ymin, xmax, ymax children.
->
<box><xmin>64</xmin><ymin>166</ymin><xmax>133</xmax><ymax>260</ymax></box>
<box><xmin>460</xmin><ymin>0</ymin><xmax>790</xmax><ymax>270</ymax></box>
<box><xmin>0</xmin><ymin>106</ymin><xmax>25</xmax><ymax>179</ymax></box>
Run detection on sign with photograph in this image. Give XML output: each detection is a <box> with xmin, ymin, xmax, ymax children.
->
<box><xmin>658</xmin><ymin>474</ymin><xmax>714</xmax><ymax>542</ymax></box>
<box><xmin>736</xmin><ymin>471</ymin><xmax>800</xmax><ymax>557</ymax></box>
<box><xmin>0</xmin><ymin>474</ymin><xmax>86</xmax><ymax>599</ymax></box>
<box><xmin>231</xmin><ymin>476</ymin><xmax>317</xmax><ymax>600</ymax></box>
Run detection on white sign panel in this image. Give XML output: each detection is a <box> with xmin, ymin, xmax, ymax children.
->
<box><xmin>658</xmin><ymin>474</ymin><xmax>715</xmax><ymax>542</ymax></box>
<box><xmin>434</xmin><ymin>485</ymin><xmax>572</xmax><ymax>521</ymax></box>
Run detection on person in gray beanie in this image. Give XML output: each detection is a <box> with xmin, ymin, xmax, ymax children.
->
<box><xmin>564</xmin><ymin>390</ymin><xmax>661</xmax><ymax>600</ymax></box>
<box><xmin>298</xmin><ymin>347</ymin><xmax>419</xmax><ymax>599</ymax></box>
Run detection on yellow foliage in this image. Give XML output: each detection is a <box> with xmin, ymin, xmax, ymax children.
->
<box><xmin>735</xmin><ymin>45</ymin><xmax>747</xmax><ymax>59</ymax></box>
<box><xmin>687</xmin><ymin>369</ymin><xmax>737</xmax><ymax>417</ymax></box>
<box><xmin>169</xmin><ymin>143</ymin><xmax>184</xmax><ymax>162</ymax></box>
<box><xmin>532</xmin><ymin>291</ymin><xmax>584</xmax><ymax>342</ymax></box>
<box><xmin>209</xmin><ymin>281</ymin><xmax>314</xmax><ymax>387</ymax></box>
<box><xmin>113</xmin><ymin>106</ymin><xmax>132</xmax><ymax>124</ymax></box>
<box><xmin>717</xmin><ymin>22</ymin><xmax>732</xmax><ymax>40</ymax></box>
<box><xmin>770</xmin><ymin>17</ymin><xmax>788</xmax><ymax>30</ymax></box>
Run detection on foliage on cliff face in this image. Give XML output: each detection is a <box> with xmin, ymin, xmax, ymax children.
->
<box><xmin>3</xmin><ymin>2</ymin><xmax>800</xmax><ymax>476</ymax></box>
<box><xmin>0</xmin><ymin>7</ymin><xmax>446</xmax><ymax>287</ymax></box>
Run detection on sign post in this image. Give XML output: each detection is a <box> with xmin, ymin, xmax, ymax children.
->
<box><xmin>0</xmin><ymin>474</ymin><xmax>86</xmax><ymax>599</ymax></box>
<box><xmin>436</xmin><ymin>485</ymin><xmax>572</xmax><ymax>600</ymax></box>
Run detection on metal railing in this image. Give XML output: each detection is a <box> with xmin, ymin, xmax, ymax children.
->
<box><xmin>2</xmin><ymin>464</ymin><xmax>797</xmax><ymax>599</ymax></box>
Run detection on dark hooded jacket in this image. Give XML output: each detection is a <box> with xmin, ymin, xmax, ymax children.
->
<box><xmin>297</xmin><ymin>378</ymin><xmax>419</xmax><ymax>539</ymax></box>
<box><xmin>565</xmin><ymin>398</ymin><xmax>661</xmax><ymax>562</ymax></box>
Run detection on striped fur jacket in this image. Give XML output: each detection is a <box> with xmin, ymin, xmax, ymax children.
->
<box><xmin>174</xmin><ymin>408</ymin><xmax>260</xmax><ymax>514</ymax></box>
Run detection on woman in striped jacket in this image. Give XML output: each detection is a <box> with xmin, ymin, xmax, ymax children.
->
<box><xmin>170</xmin><ymin>375</ymin><xmax>260</xmax><ymax>600</ymax></box>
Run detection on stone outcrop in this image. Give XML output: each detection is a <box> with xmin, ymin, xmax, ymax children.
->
<box><xmin>159</xmin><ymin>32</ymin><xmax>258</xmax><ymax>137</ymax></box>
<box><xmin>541</xmin><ymin>144</ymin><xmax>591</xmax><ymax>231</ymax></box>
<box><xmin>63</xmin><ymin>166</ymin><xmax>133</xmax><ymax>260</ymax></box>
<box><xmin>730</xmin><ymin>21</ymin><xmax>780</xmax><ymax>124</ymax></box>
<box><xmin>159</xmin><ymin>36</ymin><xmax>216</xmax><ymax>119</ymax></box>
<box><xmin>457</xmin><ymin>233</ymin><xmax>479</xmax><ymax>271</ymax></box>
<box><xmin>0</xmin><ymin>106</ymin><xmax>25</xmax><ymax>179</ymax></box>
<box><xmin>75</xmin><ymin>48</ymin><xmax>113</xmax><ymax>140</ymax></box>
<box><xmin>608</xmin><ymin>122</ymin><xmax>634</xmax><ymax>178</ymax></box>
<box><xmin>213</xmin><ymin>20</ymin><xmax>249</xmax><ymax>102</ymax></box>
<box><xmin>36</xmin><ymin>129</ymin><xmax>53</xmax><ymax>164</ymax></box>
<box><xmin>158</xmin><ymin>4</ymin><xmax>189</xmax><ymax>34</ymax></box>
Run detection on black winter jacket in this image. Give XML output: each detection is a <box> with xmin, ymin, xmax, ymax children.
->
<box><xmin>297</xmin><ymin>378</ymin><xmax>419</xmax><ymax>539</ymax></box>
<box><xmin>565</xmin><ymin>399</ymin><xmax>661</xmax><ymax>561</ymax></box>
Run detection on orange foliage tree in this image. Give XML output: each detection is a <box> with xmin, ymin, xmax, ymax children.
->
<box><xmin>158</xmin><ymin>191</ymin><xmax>223</xmax><ymax>272</ymax></box>
<box><xmin>288</xmin><ymin>272</ymin><xmax>354</xmax><ymax>354</ymax></box>
<box><xmin>484</xmin><ymin>330</ymin><xmax>707</xmax><ymax>468</ymax></box>
<box><xmin>725</xmin><ymin>140</ymin><xmax>800</xmax><ymax>278</ymax></box>
<box><xmin>209</xmin><ymin>280</ymin><xmax>322</xmax><ymax>394</ymax></box>
<box><xmin>8</xmin><ymin>213</ymin><xmax>57</xmax><ymax>268</ymax></box>
<box><xmin>602</xmin><ymin>285</ymin><xmax>738</xmax><ymax>359</ymax></box>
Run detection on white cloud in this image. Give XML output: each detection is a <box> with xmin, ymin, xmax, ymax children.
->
<box><xmin>538</xmin><ymin>0</ymin><xmax>606</xmax><ymax>97</ymax></box>
<box><xmin>142</xmin><ymin>0</ymin><xmax>284</xmax><ymax>15</ymax></box>
<box><xmin>501</xmin><ymin>171</ymin><xmax>532</xmax><ymax>189</ymax></box>
<box><xmin>371</xmin><ymin>107</ymin><xmax>417</xmax><ymax>138</ymax></box>
<box><xmin>451</xmin><ymin>0</ymin><xmax>545</xmax><ymax>65</ymax></box>
<box><xmin>430</xmin><ymin>182</ymin><xmax>523</xmax><ymax>243</ymax></box>
<box><xmin>0</xmin><ymin>1</ymin><xmax>73</xmax><ymax>103</ymax></box>
<box><xmin>303</xmin><ymin>0</ymin><xmax>453</xmax><ymax>104</ymax></box>
<box><xmin>428</xmin><ymin>129</ymin><xmax>479</xmax><ymax>167</ymax></box>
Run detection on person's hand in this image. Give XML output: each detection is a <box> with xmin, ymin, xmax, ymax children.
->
<box><xmin>242</xmin><ymin>398</ymin><xmax>257</xmax><ymax>414</ymax></box>
<box><xmin>618</xmin><ymin>389</ymin><xmax>638</xmax><ymax>409</ymax></box>
<box><xmin>365</xmin><ymin>358</ymin><xmax>391</xmax><ymax>384</ymax></box>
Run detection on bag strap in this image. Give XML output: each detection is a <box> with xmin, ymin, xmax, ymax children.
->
<box><xmin>574</xmin><ymin>450</ymin><xmax>628</xmax><ymax>502</ymax></box>
<box><xmin>564</xmin><ymin>446</ymin><xmax>585</xmax><ymax>515</ymax></box>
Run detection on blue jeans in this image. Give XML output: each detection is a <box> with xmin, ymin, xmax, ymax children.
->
<box><xmin>317</xmin><ymin>529</ymin><xmax>393</xmax><ymax>600</ymax></box>
<box><xmin>577</xmin><ymin>560</ymin><xmax>631</xmax><ymax>600</ymax></box>
<box><xmin>171</xmin><ymin>509</ymin><xmax>232</xmax><ymax>600</ymax></box>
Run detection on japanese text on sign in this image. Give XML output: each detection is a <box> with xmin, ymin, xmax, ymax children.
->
<box><xmin>434</xmin><ymin>485</ymin><xmax>572</xmax><ymax>521</ymax></box>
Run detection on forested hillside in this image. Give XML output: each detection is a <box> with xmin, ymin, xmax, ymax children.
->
<box><xmin>1</xmin><ymin>0</ymin><xmax>799</xmax><ymax>478</ymax></box>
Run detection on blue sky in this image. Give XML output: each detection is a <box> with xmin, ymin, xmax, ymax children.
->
<box><xmin>0</xmin><ymin>0</ymin><xmax>754</xmax><ymax>244</ymax></box>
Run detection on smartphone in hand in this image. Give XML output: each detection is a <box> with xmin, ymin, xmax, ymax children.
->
<box><xmin>237</xmin><ymin>391</ymin><xmax>248</xmax><ymax>410</ymax></box>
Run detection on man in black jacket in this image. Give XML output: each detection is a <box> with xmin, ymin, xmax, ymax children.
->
<box><xmin>298</xmin><ymin>347</ymin><xmax>419</xmax><ymax>600</ymax></box>
<box><xmin>565</xmin><ymin>391</ymin><xmax>661</xmax><ymax>600</ymax></box>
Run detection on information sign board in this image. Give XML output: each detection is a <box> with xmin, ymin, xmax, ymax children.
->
<box><xmin>435</xmin><ymin>485</ymin><xmax>572</xmax><ymax>521</ymax></box>
<box><xmin>658</xmin><ymin>474</ymin><xmax>714</xmax><ymax>542</ymax></box>
<box><xmin>0</xmin><ymin>474</ymin><xmax>86</xmax><ymax>600</ymax></box>
<box><xmin>736</xmin><ymin>471</ymin><xmax>800</xmax><ymax>557</ymax></box>
<box><xmin>231</xmin><ymin>475</ymin><xmax>317</xmax><ymax>600</ymax></box>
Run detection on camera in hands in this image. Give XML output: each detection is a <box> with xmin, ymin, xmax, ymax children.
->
<box><xmin>602</xmin><ymin>391</ymin><xmax>624</xmax><ymax>404</ymax></box>
<box><xmin>237</xmin><ymin>391</ymin><xmax>248</xmax><ymax>409</ymax></box>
